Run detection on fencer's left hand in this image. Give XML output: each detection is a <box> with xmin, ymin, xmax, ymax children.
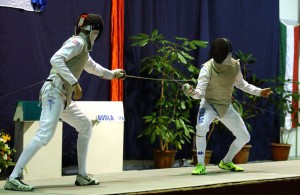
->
<box><xmin>72</xmin><ymin>82</ymin><xmax>82</xmax><ymax>100</ymax></box>
<box><xmin>112</xmin><ymin>69</ymin><xmax>126</xmax><ymax>80</ymax></box>
<box><xmin>260</xmin><ymin>88</ymin><xmax>273</xmax><ymax>98</ymax></box>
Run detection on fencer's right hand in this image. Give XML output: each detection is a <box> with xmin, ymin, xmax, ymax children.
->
<box><xmin>112</xmin><ymin>69</ymin><xmax>126</xmax><ymax>80</ymax></box>
<box><xmin>182</xmin><ymin>83</ymin><xmax>195</xmax><ymax>96</ymax></box>
<box><xmin>72</xmin><ymin>82</ymin><xmax>82</xmax><ymax>100</ymax></box>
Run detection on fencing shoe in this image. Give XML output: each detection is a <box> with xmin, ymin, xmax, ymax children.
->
<box><xmin>191</xmin><ymin>163</ymin><xmax>206</xmax><ymax>175</ymax></box>
<box><xmin>4</xmin><ymin>177</ymin><xmax>34</xmax><ymax>191</ymax></box>
<box><xmin>75</xmin><ymin>174</ymin><xmax>100</xmax><ymax>186</ymax></box>
<box><xmin>218</xmin><ymin>160</ymin><xmax>244</xmax><ymax>172</ymax></box>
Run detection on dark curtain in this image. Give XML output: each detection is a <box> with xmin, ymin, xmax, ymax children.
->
<box><xmin>0</xmin><ymin>0</ymin><xmax>112</xmax><ymax>167</ymax></box>
<box><xmin>0</xmin><ymin>0</ymin><xmax>280</xmax><ymax>166</ymax></box>
<box><xmin>123</xmin><ymin>0</ymin><xmax>280</xmax><ymax>162</ymax></box>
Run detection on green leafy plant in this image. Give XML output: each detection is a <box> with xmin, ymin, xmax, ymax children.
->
<box><xmin>233</xmin><ymin>50</ymin><xmax>262</xmax><ymax>132</ymax></box>
<box><xmin>235</xmin><ymin>50</ymin><xmax>256</xmax><ymax>102</ymax></box>
<box><xmin>131</xmin><ymin>29</ymin><xmax>208</xmax><ymax>151</ymax></box>
<box><xmin>271</xmin><ymin>78</ymin><xmax>300</xmax><ymax>144</ymax></box>
<box><xmin>235</xmin><ymin>50</ymin><xmax>256</xmax><ymax>79</ymax></box>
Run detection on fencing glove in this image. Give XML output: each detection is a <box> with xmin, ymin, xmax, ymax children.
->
<box><xmin>112</xmin><ymin>69</ymin><xmax>126</xmax><ymax>80</ymax></box>
<box><xmin>182</xmin><ymin>83</ymin><xmax>196</xmax><ymax>96</ymax></box>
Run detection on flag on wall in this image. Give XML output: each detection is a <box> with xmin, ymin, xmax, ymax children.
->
<box><xmin>0</xmin><ymin>0</ymin><xmax>34</xmax><ymax>11</ymax></box>
<box><xmin>279</xmin><ymin>19</ymin><xmax>300</xmax><ymax>129</ymax></box>
<box><xmin>0</xmin><ymin>0</ymin><xmax>46</xmax><ymax>12</ymax></box>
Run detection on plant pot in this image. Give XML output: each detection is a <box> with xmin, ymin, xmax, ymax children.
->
<box><xmin>233</xmin><ymin>144</ymin><xmax>252</xmax><ymax>164</ymax></box>
<box><xmin>191</xmin><ymin>150</ymin><xmax>213</xmax><ymax>166</ymax></box>
<box><xmin>271</xmin><ymin>143</ymin><xmax>291</xmax><ymax>161</ymax></box>
<box><xmin>153</xmin><ymin>150</ymin><xmax>177</xmax><ymax>169</ymax></box>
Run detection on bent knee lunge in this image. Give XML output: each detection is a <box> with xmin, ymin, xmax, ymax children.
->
<box><xmin>235</xmin><ymin>132</ymin><xmax>250</xmax><ymax>146</ymax></box>
<box><xmin>77</xmin><ymin>121</ymin><xmax>93</xmax><ymax>137</ymax></box>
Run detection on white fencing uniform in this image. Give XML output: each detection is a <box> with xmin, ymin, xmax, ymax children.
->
<box><xmin>9</xmin><ymin>32</ymin><xmax>115</xmax><ymax>179</ymax></box>
<box><xmin>191</xmin><ymin>57</ymin><xmax>262</xmax><ymax>165</ymax></box>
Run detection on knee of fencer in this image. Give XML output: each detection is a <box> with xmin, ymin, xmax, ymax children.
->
<box><xmin>237</xmin><ymin>133</ymin><xmax>251</xmax><ymax>145</ymax></box>
<box><xmin>33</xmin><ymin>134</ymin><xmax>53</xmax><ymax>146</ymax></box>
<box><xmin>77</xmin><ymin>120</ymin><xmax>93</xmax><ymax>137</ymax></box>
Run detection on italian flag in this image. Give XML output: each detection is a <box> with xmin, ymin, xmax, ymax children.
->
<box><xmin>279</xmin><ymin>20</ymin><xmax>300</xmax><ymax>129</ymax></box>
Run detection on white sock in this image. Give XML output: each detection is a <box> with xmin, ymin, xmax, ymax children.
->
<box><xmin>9</xmin><ymin>139</ymin><xmax>42</xmax><ymax>180</ymax></box>
<box><xmin>196</xmin><ymin>135</ymin><xmax>207</xmax><ymax>165</ymax></box>
<box><xmin>77</xmin><ymin>134</ymin><xmax>90</xmax><ymax>177</ymax></box>
<box><xmin>223</xmin><ymin>139</ymin><xmax>243</xmax><ymax>163</ymax></box>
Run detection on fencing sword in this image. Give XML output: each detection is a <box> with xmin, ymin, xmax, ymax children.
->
<box><xmin>0</xmin><ymin>80</ymin><xmax>45</xmax><ymax>98</ymax></box>
<box><xmin>125</xmin><ymin>68</ymin><xmax>197</xmax><ymax>95</ymax></box>
<box><xmin>0</xmin><ymin>72</ymin><xmax>282</xmax><ymax>117</ymax></box>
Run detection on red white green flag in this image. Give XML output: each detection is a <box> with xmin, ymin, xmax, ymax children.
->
<box><xmin>279</xmin><ymin>20</ymin><xmax>300</xmax><ymax>129</ymax></box>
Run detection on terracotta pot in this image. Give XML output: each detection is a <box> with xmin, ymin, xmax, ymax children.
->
<box><xmin>233</xmin><ymin>144</ymin><xmax>252</xmax><ymax>164</ymax></box>
<box><xmin>192</xmin><ymin>150</ymin><xmax>213</xmax><ymax>166</ymax></box>
<box><xmin>271</xmin><ymin>143</ymin><xmax>291</xmax><ymax>161</ymax></box>
<box><xmin>153</xmin><ymin>150</ymin><xmax>177</xmax><ymax>169</ymax></box>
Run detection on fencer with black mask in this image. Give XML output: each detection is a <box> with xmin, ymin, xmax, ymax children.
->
<box><xmin>182</xmin><ymin>38</ymin><xmax>273</xmax><ymax>175</ymax></box>
<box><xmin>4</xmin><ymin>13</ymin><xmax>126</xmax><ymax>191</ymax></box>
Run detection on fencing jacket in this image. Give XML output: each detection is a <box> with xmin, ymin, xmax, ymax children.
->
<box><xmin>47</xmin><ymin>32</ymin><xmax>114</xmax><ymax>107</ymax></box>
<box><xmin>192</xmin><ymin>58</ymin><xmax>262</xmax><ymax>117</ymax></box>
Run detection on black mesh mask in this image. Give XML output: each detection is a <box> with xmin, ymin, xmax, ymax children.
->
<box><xmin>210</xmin><ymin>38</ymin><xmax>232</xmax><ymax>64</ymax></box>
<box><xmin>75</xmin><ymin>13</ymin><xmax>104</xmax><ymax>42</ymax></box>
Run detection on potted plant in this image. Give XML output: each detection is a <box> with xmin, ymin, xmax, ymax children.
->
<box><xmin>233</xmin><ymin>50</ymin><xmax>269</xmax><ymax>164</ymax></box>
<box><xmin>235</xmin><ymin>50</ymin><xmax>256</xmax><ymax>102</ymax></box>
<box><xmin>231</xmin><ymin>50</ymin><xmax>266</xmax><ymax>164</ymax></box>
<box><xmin>270</xmin><ymin>78</ymin><xmax>300</xmax><ymax>161</ymax></box>
<box><xmin>231</xmin><ymin>98</ymin><xmax>255</xmax><ymax>164</ymax></box>
<box><xmin>131</xmin><ymin>29</ymin><xmax>208</xmax><ymax>168</ymax></box>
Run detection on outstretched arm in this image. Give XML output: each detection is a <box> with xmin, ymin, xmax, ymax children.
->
<box><xmin>235</xmin><ymin>70</ymin><xmax>273</xmax><ymax>98</ymax></box>
<box><xmin>84</xmin><ymin>55</ymin><xmax>125</xmax><ymax>79</ymax></box>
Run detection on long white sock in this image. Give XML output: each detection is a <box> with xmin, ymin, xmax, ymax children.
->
<box><xmin>223</xmin><ymin>139</ymin><xmax>243</xmax><ymax>163</ymax></box>
<box><xmin>9</xmin><ymin>139</ymin><xmax>42</xmax><ymax>180</ymax></box>
<box><xmin>196</xmin><ymin>135</ymin><xmax>207</xmax><ymax>165</ymax></box>
<box><xmin>77</xmin><ymin>134</ymin><xmax>90</xmax><ymax>177</ymax></box>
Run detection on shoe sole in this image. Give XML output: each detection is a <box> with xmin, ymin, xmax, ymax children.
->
<box><xmin>75</xmin><ymin>181</ymin><xmax>100</xmax><ymax>186</ymax></box>
<box><xmin>218</xmin><ymin>165</ymin><xmax>244</xmax><ymax>172</ymax></box>
<box><xmin>4</xmin><ymin>186</ymin><xmax>34</xmax><ymax>191</ymax></box>
<box><xmin>191</xmin><ymin>169</ymin><xmax>206</xmax><ymax>175</ymax></box>
<box><xmin>4</xmin><ymin>179</ymin><xmax>34</xmax><ymax>191</ymax></box>
<box><xmin>191</xmin><ymin>172</ymin><xmax>206</xmax><ymax>175</ymax></box>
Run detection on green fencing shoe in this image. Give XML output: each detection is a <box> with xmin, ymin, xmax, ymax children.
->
<box><xmin>4</xmin><ymin>177</ymin><xmax>34</xmax><ymax>191</ymax></box>
<box><xmin>218</xmin><ymin>160</ymin><xmax>244</xmax><ymax>172</ymax></box>
<box><xmin>191</xmin><ymin>163</ymin><xmax>206</xmax><ymax>175</ymax></box>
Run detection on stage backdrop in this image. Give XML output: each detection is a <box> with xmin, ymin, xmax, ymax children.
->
<box><xmin>0</xmin><ymin>0</ymin><xmax>280</xmax><ymax>168</ymax></box>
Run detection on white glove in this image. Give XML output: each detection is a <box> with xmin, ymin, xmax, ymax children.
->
<box><xmin>182</xmin><ymin>83</ymin><xmax>196</xmax><ymax>96</ymax></box>
<box><xmin>112</xmin><ymin>69</ymin><xmax>126</xmax><ymax>80</ymax></box>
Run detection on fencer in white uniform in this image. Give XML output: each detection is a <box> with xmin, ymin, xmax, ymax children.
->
<box><xmin>5</xmin><ymin>13</ymin><xmax>125</xmax><ymax>191</ymax></box>
<box><xmin>182</xmin><ymin>38</ymin><xmax>272</xmax><ymax>175</ymax></box>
